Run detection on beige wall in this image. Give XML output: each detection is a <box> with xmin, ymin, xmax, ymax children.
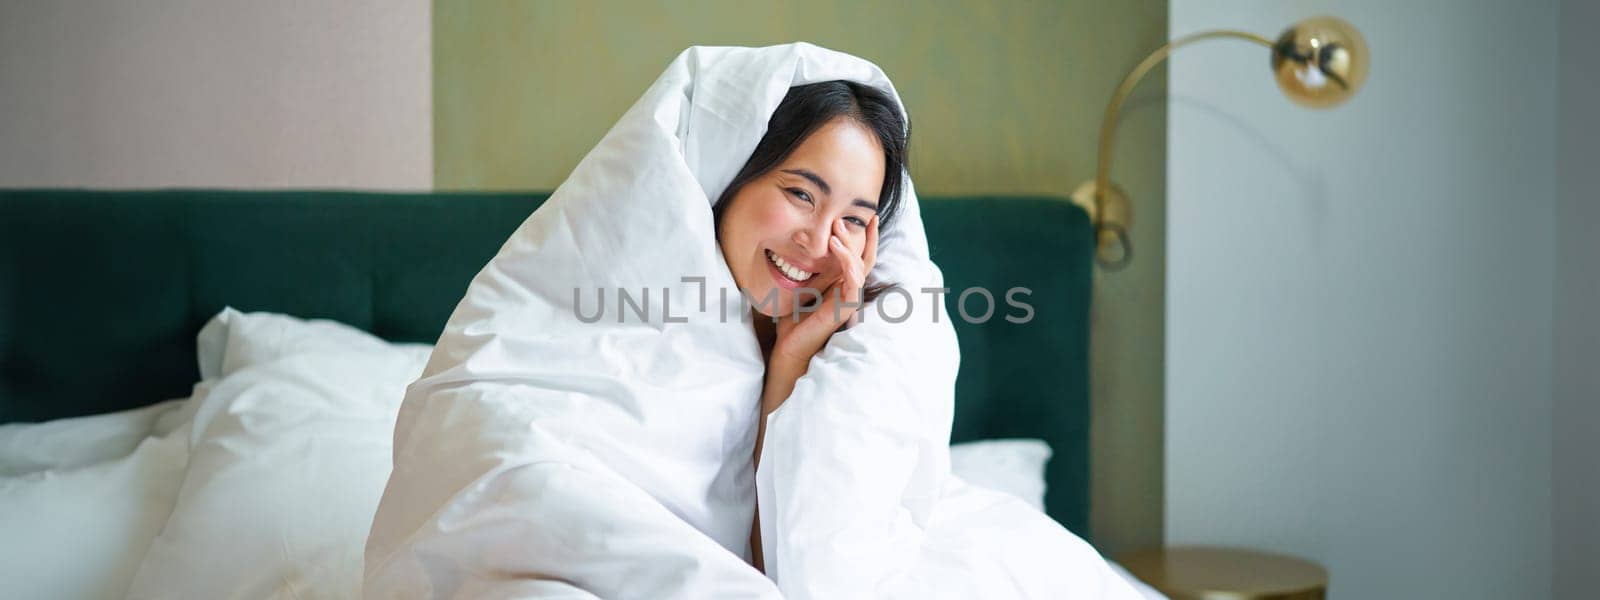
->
<box><xmin>434</xmin><ymin>0</ymin><xmax>1167</xmax><ymax>555</ymax></box>
<box><xmin>0</xmin><ymin>0</ymin><xmax>431</xmax><ymax>188</ymax></box>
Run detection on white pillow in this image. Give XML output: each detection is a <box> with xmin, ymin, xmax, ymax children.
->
<box><xmin>948</xmin><ymin>438</ymin><xmax>1052</xmax><ymax>511</ymax></box>
<box><xmin>0</xmin><ymin>427</ymin><xmax>188</xmax><ymax>600</ymax></box>
<box><xmin>0</xmin><ymin>399</ymin><xmax>185</xmax><ymax>477</ymax></box>
<box><xmin>945</xmin><ymin>441</ymin><xmax>1167</xmax><ymax>599</ymax></box>
<box><xmin>125</xmin><ymin>309</ymin><xmax>430</xmax><ymax>599</ymax></box>
<box><xmin>194</xmin><ymin>306</ymin><xmax>404</xmax><ymax>381</ymax></box>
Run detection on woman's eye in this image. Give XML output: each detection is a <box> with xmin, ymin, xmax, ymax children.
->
<box><xmin>786</xmin><ymin>188</ymin><xmax>813</xmax><ymax>204</ymax></box>
<box><xmin>844</xmin><ymin>216</ymin><xmax>868</xmax><ymax>228</ymax></box>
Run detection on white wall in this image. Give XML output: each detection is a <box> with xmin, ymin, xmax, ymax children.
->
<box><xmin>1554</xmin><ymin>0</ymin><xmax>1599</xmax><ymax>597</ymax></box>
<box><xmin>1167</xmin><ymin>1</ymin><xmax>1559</xmax><ymax>598</ymax></box>
<box><xmin>0</xmin><ymin>0</ymin><xmax>431</xmax><ymax>188</ymax></box>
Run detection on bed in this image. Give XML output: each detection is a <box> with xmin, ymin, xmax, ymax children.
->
<box><xmin>0</xmin><ymin>189</ymin><xmax>1153</xmax><ymax>597</ymax></box>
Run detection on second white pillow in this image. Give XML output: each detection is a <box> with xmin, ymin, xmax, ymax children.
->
<box><xmin>948</xmin><ymin>438</ymin><xmax>1052</xmax><ymax>512</ymax></box>
<box><xmin>125</xmin><ymin>309</ymin><xmax>430</xmax><ymax>600</ymax></box>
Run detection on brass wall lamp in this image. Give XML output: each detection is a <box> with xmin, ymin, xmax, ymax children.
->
<box><xmin>1071</xmin><ymin>16</ymin><xmax>1370</xmax><ymax>269</ymax></box>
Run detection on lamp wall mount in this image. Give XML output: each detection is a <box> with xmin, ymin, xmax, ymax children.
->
<box><xmin>1072</xmin><ymin>16</ymin><xmax>1369</xmax><ymax>270</ymax></box>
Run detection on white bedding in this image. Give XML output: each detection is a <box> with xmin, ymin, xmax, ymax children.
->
<box><xmin>0</xmin><ymin>308</ymin><xmax>434</xmax><ymax>600</ymax></box>
<box><xmin>125</xmin><ymin>309</ymin><xmax>433</xmax><ymax>599</ymax></box>
<box><xmin>0</xmin><ymin>423</ymin><xmax>186</xmax><ymax>599</ymax></box>
<box><xmin>0</xmin><ymin>308</ymin><xmax>1163</xmax><ymax>599</ymax></box>
<box><xmin>0</xmin><ymin>398</ymin><xmax>183</xmax><ymax>477</ymax></box>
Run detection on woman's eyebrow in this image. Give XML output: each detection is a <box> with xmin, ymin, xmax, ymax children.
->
<box><xmin>780</xmin><ymin>168</ymin><xmax>831</xmax><ymax>196</ymax></box>
<box><xmin>781</xmin><ymin>168</ymin><xmax>876</xmax><ymax>211</ymax></box>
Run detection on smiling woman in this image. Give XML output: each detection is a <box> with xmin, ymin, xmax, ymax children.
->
<box><xmin>714</xmin><ymin>80</ymin><xmax>908</xmax><ymax>322</ymax></box>
<box><xmin>711</xmin><ymin>80</ymin><xmax>911</xmax><ymax>571</ymax></box>
<box><xmin>363</xmin><ymin>44</ymin><xmax>1141</xmax><ymax>599</ymax></box>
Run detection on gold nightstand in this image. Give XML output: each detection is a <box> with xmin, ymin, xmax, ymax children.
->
<box><xmin>1118</xmin><ymin>546</ymin><xmax>1328</xmax><ymax>600</ymax></box>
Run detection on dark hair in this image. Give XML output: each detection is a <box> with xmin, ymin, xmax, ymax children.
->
<box><xmin>713</xmin><ymin>81</ymin><xmax>909</xmax><ymax>301</ymax></box>
<box><xmin>714</xmin><ymin>80</ymin><xmax>910</xmax><ymax>236</ymax></box>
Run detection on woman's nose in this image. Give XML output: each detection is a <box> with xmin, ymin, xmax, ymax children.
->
<box><xmin>792</xmin><ymin>218</ymin><xmax>833</xmax><ymax>259</ymax></box>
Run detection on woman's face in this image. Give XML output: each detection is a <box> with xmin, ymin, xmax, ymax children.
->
<box><xmin>718</xmin><ymin>117</ymin><xmax>885</xmax><ymax>318</ymax></box>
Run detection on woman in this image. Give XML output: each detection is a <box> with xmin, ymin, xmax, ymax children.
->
<box><xmin>364</xmin><ymin>43</ymin><xmax>1138</xmax><ymax>599</ymax></box>
<box><xmin>711</xmin><ymin>79</ymin><xmax>903</xmax><ymax>572</ymax></box>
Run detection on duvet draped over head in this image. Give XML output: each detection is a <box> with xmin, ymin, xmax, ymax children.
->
<box><xmin>363</xmin><ymin>42</ymin><xmax>1140</xmax><ymax>600</ymax></box>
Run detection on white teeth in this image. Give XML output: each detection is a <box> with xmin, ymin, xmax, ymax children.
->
<box><xmin>766</xmin><ymin>250</ymin><xmax>814</xmax><ymax>281</ymax></box>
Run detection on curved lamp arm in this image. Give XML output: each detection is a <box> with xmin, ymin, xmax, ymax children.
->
<box><xmin>1072</xmin><ymin>17</ymin><xmax>1369</xmax><ymax>270</ymax></box>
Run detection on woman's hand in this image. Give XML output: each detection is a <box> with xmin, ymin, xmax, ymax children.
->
<box><xmin>771</xmin><ymin>215</ymin><xmax>879</xmax><ymax>370</ymax></box>
<box><xmin>751</xmin><ymin>215</ymin><xmax>875</xmax><ymax>573</ymax></box>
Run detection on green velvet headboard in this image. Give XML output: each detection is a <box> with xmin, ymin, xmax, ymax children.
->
<box><xmin>0</xmin><ymin>189</ymin><xmax>1092</xmax><ymax>539</ymax></box>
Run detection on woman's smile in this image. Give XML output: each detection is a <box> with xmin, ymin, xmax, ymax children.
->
<box><xmin>764</xmin><ymin>248</ymin><xmax>817</xmax><ymax>289</ymax></box>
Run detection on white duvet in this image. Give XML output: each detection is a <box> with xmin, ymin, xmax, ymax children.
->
<box><xmin>363</xmin><ymin>43</ymin><xmax>1141</xmax><ymax>599</ymax></box>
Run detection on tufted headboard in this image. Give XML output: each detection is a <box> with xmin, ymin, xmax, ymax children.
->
<box><xmin>0</xmin><ymin>189</ymin><xmax>1093</xmax><ymax>539</ymax></box>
